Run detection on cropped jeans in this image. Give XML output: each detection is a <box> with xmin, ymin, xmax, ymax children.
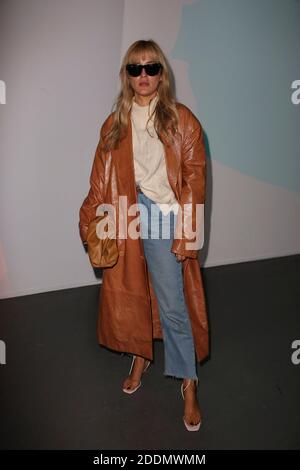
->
<box><xmin>137</xmin><ymin>190</ymin><xmax>198</xmax><ymax>380</ymax></box>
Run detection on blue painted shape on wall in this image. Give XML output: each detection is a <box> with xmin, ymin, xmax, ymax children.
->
<box><xmin>171</xmin><ymin>0</ymin><xmax>300</xmax><ymax>192</ymax></box>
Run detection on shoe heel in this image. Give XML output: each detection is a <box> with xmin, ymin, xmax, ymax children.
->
<box><xmin>143</xmin><ymin>359</ymin><xmax>151</xmax><ymax>374</ymax></box>
<box><xmin>128</xmin><ymin>355</ymin><xmax>136</xmax><ymax>375</ymax></box>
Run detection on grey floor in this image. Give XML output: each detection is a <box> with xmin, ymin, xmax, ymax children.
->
<box><xmin>0</xmin><ymin>254</ymin><xmax>299</xmax><ymax>450</ymax></box>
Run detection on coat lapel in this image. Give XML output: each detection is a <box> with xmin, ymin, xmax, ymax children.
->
<box><xmin>159</xmin><ymin>129</ymin><xmax>182</xmax><ymax>201</ymax></box>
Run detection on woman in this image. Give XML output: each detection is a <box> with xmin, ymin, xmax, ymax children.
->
<box><xmin>79</xmin><ymin>39</ymin><xmax>209</xmax><ymax>432</ymax></box>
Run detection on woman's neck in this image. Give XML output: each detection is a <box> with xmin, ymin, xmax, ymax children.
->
<box><xmin>133</xmin><ymin>92</ymin><xmax>158</xmax><ymax>107</ymax></box>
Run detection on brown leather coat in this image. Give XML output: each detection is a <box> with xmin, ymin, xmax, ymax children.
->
<box><xmin>79</xmin><ymin>102</ymin><xmax>209</xmax><ymax>362</ymax></box>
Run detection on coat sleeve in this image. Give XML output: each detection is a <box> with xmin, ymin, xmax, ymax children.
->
<box><xmin>78</xmin><ymin>125</ymin><xmax>107</xmax><ymax>245</ymax></box>
<box><xmin>171</xmin><ymin>112</ymin><xmax>206</xmax><ymax>258</ymax></box>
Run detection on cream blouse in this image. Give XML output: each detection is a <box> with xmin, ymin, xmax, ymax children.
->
<box><xmin>130</xmin><ymin>94</ymin><xmax>179</xmax><ymax>215</ymax></box>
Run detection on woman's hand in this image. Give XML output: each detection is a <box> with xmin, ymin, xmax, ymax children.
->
<box><xmin>175</xmin><ymin>253</ymin><xmax>187</xmax><ymax>262</ymax></box>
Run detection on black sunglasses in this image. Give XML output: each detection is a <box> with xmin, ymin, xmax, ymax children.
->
<box><xmin>126</xmin><ymin>62</ymin><xmax>162</xmax><ymax>77</ymax></box>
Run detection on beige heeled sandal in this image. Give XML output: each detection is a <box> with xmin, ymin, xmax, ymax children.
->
<box><xmin>122</xmin><ymin>355</ymin><xmax>151</xmax><ymax>395</ymax></box>
<box><xmin>181</xmin><ymin>378</ymin><xmax>202</xmax><ymax>431</ymax></box>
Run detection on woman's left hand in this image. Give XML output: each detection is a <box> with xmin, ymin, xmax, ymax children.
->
<box><xmin>175</xmin><ymin>253</ymin><xmax>187</xmax><ymax>262</ymax></box>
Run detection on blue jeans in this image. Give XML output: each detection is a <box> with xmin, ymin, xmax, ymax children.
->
<box><xmin>137</xmin><ymin>191</ymin><xmax>198</xmax><ymax>380</ymax></box>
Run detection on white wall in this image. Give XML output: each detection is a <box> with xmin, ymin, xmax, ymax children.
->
<box><xmin>0</xmin><ymin>0</ymin><xmax>124</xmax><ymax>298</ymax></box>
<box><xmin>1</xmin><ymin>0</ymin><xmax>299</xmax><ymax>299</ymax></box>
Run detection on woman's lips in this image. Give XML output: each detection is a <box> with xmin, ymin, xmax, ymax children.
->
<box><xmin>139</xmin><ymin>82</ymin><xmax>149</xmax><ymax>86</ymax></box>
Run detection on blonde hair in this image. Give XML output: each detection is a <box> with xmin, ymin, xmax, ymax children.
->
<box><xmin>103</xmin><ymin>39</ymin><xmax>179</xmax><ymax>151</ymax></box>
